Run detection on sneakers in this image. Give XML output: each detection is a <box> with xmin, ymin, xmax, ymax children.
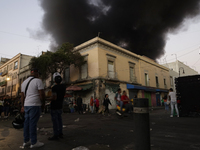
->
<box><xmin>30</xmin><ymin>141</ymin><xmax>44</xmax><ymax>148</ymax></box>
<box><xmin>23</xmin><ymin>141</ymin><xmax>31</xmax><ymax>147</ymax></box>
<box><xmin>59</xmin><ymin>134</ymin><xmax>64</xmax><ymax>139</ymax></box>
<box><xmin>177</xmin><ymin>115</ymin><xmax>179</xmax><ymax>117</ymax></box>
<box><xmin>48</xmin><ymin>136</ymin><xmax>59</xmax><ymax>140</ymax></box>
<box><xmin>170</xmin><ymin>115</ymin><xmax>173</xmax><ymax>117</ymax></box>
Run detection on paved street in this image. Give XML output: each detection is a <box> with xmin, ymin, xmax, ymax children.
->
<box><xmin>0</xmin><ymin>108</ymin><xmax>200</xmax><ymax>150</ymax></box>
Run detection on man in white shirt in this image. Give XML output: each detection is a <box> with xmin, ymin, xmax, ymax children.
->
<box><xmin>21</xmin><ymin>68</ymin><xmax>45</xmax><ymax>148</ymax></box>
<box><xmin>168</xmin><ymin>88</ymin><xmax>179</xmax><ymax>117</ymax></box>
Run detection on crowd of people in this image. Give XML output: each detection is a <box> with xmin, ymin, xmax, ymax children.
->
<box><xmin>0</xmin><ymin>95</ymin><xmax>21</xmax><ymax>119</ymax></box>
<box><xmin>18</xmin><ymin>67</ymin><xmax>180</xmax><ymax>149</ymax></box>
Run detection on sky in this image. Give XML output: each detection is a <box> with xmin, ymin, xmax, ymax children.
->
<box><xmin>0</xmin><ymin>0</ymin><xmax>200</xmax><ymax>73</ymax></box>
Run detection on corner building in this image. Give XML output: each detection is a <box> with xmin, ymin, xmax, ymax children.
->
<box><xmin>68</xmin><ymin>37</ymin><xmax>170</xmax><ymax>108</ymax></box>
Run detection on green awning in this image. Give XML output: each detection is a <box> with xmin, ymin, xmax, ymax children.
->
<box><xmin>0</xmin><ymin>81</ymin><xmax>6</xmax><ymax>87</ymax></box>
<box><xmin>105</xmin><ymin>83</ymin><xmax>120</xmax><ymax>93</ymax></box>
<box><xmin>78</xmin><ymin>83</ymin><xmax>93</xmax><ymax>91</ymax></box>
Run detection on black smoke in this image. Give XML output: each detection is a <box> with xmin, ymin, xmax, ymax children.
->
<box><xmin>38</xmin><ymin>0</ymin><xmax>200</xmax><ymax>59</ymax></box>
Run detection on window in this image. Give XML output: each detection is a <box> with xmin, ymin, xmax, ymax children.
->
<box><xmin>13</xmin><ymin>72</ymin><xmax>17</xmax><ymax>79</ymax></box>
<box><xmin>155</xmin><ymin>76</ymin><xmax>159</xmax><ymax>88</ymax></box>
<box><xmin>64</xmin><ymin>67</ymin><xmax>70</xmax><ymax>83</ymax></box>
<box><xmin>14</xmin><ymin>61</ymin><xmax>18</xmax><ymax>70</ymax></box>
<box><xmin>130</xmin><ymin>67</ymin><xmax>136</xmax><ymax>82</ymax></box>
<box><xmin>129</xmin><ymin>62</ymin><xmax>136</xmax><ymax>82</ymax></box>
<box><xmin>145</xmin><ymin>73</ymin><xmax>149</xmax><ymax>86</ymax></box>
<box><xmin>12</xmin><ymin>84</ymin><xmax>16</xmax><ymax>92</ymax></box>
<box><xmin>8</xmin><ymin>64</ymin><xmax>13</xmax><ymax>71</ymax></box>
<box><xmin>7</xmin><ymin>86</ymin><xmax>11</xmax><ymax>93</ymax></box>
<box><xmin>164</xmin><ymin>79</ymin><xmax>166</xmax><ymax>85</ymax></box>
<box><xmin>81</xmin><ymin>62</ymin><xmax>88</xmax><ymax>79</ymax></box>
<box><xmin>164</xmin><ymin>78</ymin><xmax>167</xmax><ymax>89</ymax></box>
<box><xmin>108</xmin><ymin>60</ymin><xmax>115</xmax><ymax>78</ymax></box>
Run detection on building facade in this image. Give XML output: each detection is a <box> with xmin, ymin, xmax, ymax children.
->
<box><xmin>65</xmin><ymin>37</ymin><xmax>170</xmax><ymax>108</ymax></box>
<box><xmin>162</xmin><ymin>60</ymin><xmax>199</xmax><ymax>92</ymax></box>
<box><xmin>0</xmin><ymin>53</ymin><xmax>33</xmax><ymax>99</ymax></box>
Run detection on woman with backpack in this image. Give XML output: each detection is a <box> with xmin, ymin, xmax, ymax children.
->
<box><xmin>103</xmin><ymin>94</ymin><xmax>112</xmax><ymax>115</ymax></box>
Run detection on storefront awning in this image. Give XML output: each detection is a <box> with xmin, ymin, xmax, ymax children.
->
<box><xmin>78</xmin><ymin>83</ymin><xmax>93</xmax><ymax>91</ymax></box>
<box><xmin>156</xmin><ymin>89</ymin><xmax>168</xmax><ymax>93</ymax></box>
<box><xmin>127</xmin><ymin>84</ymin><xmax>146</xmax><ymax>90</ymax></box>
<box><xmin>127</xmin><ymin>84</ymin><xmax>156</xmax><ymax>92</ymax></box>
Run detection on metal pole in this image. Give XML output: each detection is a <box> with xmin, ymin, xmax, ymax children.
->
<box><xmin>11</xmin><ymin>79</ymin><xmax>13</xmax><ymax>99</ymax></box>
<box><xmin>133</xmin><ymin>98</ymin><xmax>150</xmax><ymax>150</ymax></box>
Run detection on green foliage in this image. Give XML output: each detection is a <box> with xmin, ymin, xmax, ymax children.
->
<box><xmin>29</xmin><ymin>42</ymin><xmax>85</xmax><ymax>80</ymax></box>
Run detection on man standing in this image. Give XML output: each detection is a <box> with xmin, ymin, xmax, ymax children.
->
<box><xmin>115</xmin><ymin>88</ymin><xmax>122</xmax><ymax>111</ymax></box>
<box><xmin>21</xmin><ymin>68</ymin><xmax>45</xmax><ymax>148</ymax></box>
<box><xmin>47</xmin><ymin>72</ymin><xmax>66</xmax><ymax>140</ymax></box>
<box><xmin>168</xmin><ymin>88</ymin><xmax>179</xmax><ymax>117</ymax></box>
<box><xmin>76</xmin><ymin>95</ymin><xmax>83</xmax><ymax>114</ymax></box>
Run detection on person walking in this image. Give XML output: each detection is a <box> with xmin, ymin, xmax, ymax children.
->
<box><xmin>163</xmin><ymin>95</ymin><xmax>169</xmax><ymax>112</ymax></box>
<box><xmin>103</xmin><ymin>94</ymin><xmax>112</xmax><ymax>115</ymax></box>
<box><xmin>94</xmin><ymin>97</ymin><xmax>99</xmax><ymax>113</ymax></box>
<box><xmin>47</xmin><ymin>72</ymin><xmax>66</xmax><ymax>140</ymax></box>
<box><xmin>115</xmin><ymin>88</ymin><xmax>122</xmax><ymax>111</ymax></box>
<box><xmin>0</xmin><ymin>99</ymin><xmax>3</xmax><ymax>118</ymax></box>
<box><xmin>90</xmin><ymin>96</ymin><xmax>94</xmax><ymax>113</ymax></box>
<box><xmin>168</xmin><ymin>88</ymin><xmax>179</xmax><ymax>117</ymax></box>
<box><xmin>3</xmin><ymin>95</ymin><xmax>11</xmax><ymax>118</ymax></box>
<box><xmin>76</xmin><ymin>95</ymin><xmax>83</xmax><ymax>114</ymax></box>
<box><xmin>21</xmin><ymin>68</ymin><xmax>45</xmax><ymax>148</ymax></box>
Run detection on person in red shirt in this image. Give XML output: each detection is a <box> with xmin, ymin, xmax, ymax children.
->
<box><xmin>90</xmin><ymin>96</ymin><xmax>94</xmax><ymax>113</ymax></box>
<box><xmin>121</xmin><ymin>91</ymin><xmax>130</xmax><ymax>105</ymax></box>
<box><xmin>94</xmin><ymin>97</ymin><xmax>99</xmax><ymax>113</ymax></box>
<box><xmin>121</xmin><ymin>91</ymin><xmax>133</xmax><ymax>113</ymax></box>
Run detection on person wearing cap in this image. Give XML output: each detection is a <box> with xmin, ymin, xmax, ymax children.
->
<box><xmin>21</xmin><ymin>68</ymin><xmax>45</xmax><ymax>148</ymax></box>
<box><xmin>47</xmin><ymin>72</ymin><xmax>66</xmax><ymax>140</ymax></box>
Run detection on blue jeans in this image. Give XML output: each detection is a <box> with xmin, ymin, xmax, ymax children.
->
<box><xmin>51</xmin><ymin>109</ymin><xmax>63</xmax><ymax>136</ymax></box>
<box><xmin>24</xmin><ymin>106</ymin><xmax>41</xmax><ymax>145</ymax></box>
<box><xmin>171</xmin><ymin>102</ymin><xmax>179</xmax><ymax>116</ymax></box>
<box><xmin>90</xmin><ymin>106</ymin><xmax>94</xmax><ymax>113</ymax></box>
<box><xmin>4</xmin><ymin>106</ymin><xmax>9</xmax><ymax>116</ymax></box>
<box><xmin>116</xmin><ymin>101</ymin><xmax>124</xmax><ymax>111</ymax></box>
<box><xmin>164</xmin><ymin>102</ymin><xmax>169</xmax><ymax>111</ymax></box>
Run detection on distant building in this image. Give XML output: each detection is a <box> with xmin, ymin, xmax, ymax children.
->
<box><xmin>0</xmin><ymin>53</ymin><xmax>33</xmax><ymax>99</ymax></box>
<box><xmin>162</xmin><ymin>60</ymin><xmax>198</xmax><ymax>91</ymax></box>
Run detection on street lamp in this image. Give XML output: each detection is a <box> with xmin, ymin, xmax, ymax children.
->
<box><xmin>6</xmin><ymin>77</ymin><xmax>13</xmax><ymax>98</ymax></box>
<box><xmin>179</xmin><ymin>67</ymin><xmax>185</xmax><ymax>77</ymax></box>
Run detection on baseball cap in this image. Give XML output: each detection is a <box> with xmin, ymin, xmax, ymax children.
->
<box><xmin>53</xmin><ymin>72</ymin><xmax>61</xmax><ymax>81</ymax></box>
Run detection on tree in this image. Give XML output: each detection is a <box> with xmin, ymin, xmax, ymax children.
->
<box><xmin>29</xmin><ymin>42</ymin><xmax>85</xmax><ymax>81</ymax></box>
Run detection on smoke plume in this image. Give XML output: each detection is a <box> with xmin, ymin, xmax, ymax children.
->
<box><xmin>38</xmin><ymin>0</ymin><xmax>200</xmax><ymax>59</ymax></box>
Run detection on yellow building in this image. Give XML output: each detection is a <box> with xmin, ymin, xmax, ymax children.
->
<box><xmin>67</xmin><ymin>37</ymin><xmax>170</xmax><ymax>108</ymax></box>
<box><xmin>0</xmin><ymin>53</ymin><xmax>33</xmax><ymax>99</ymax></box>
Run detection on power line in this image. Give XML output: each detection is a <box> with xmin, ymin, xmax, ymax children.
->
<box><xmin>165</xmin><ymin>48</ymin><xmax>199</xmax><ymax>62</ymax></box>
<box><xmin>192</xmin><ymin>58</ymin><xmax>200</xmax><ymax>66</ymax></box>
<box><xmin>0</xmin><ymin>30</ymin><xmax>49</xmax><ymax>42</ymax></box>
